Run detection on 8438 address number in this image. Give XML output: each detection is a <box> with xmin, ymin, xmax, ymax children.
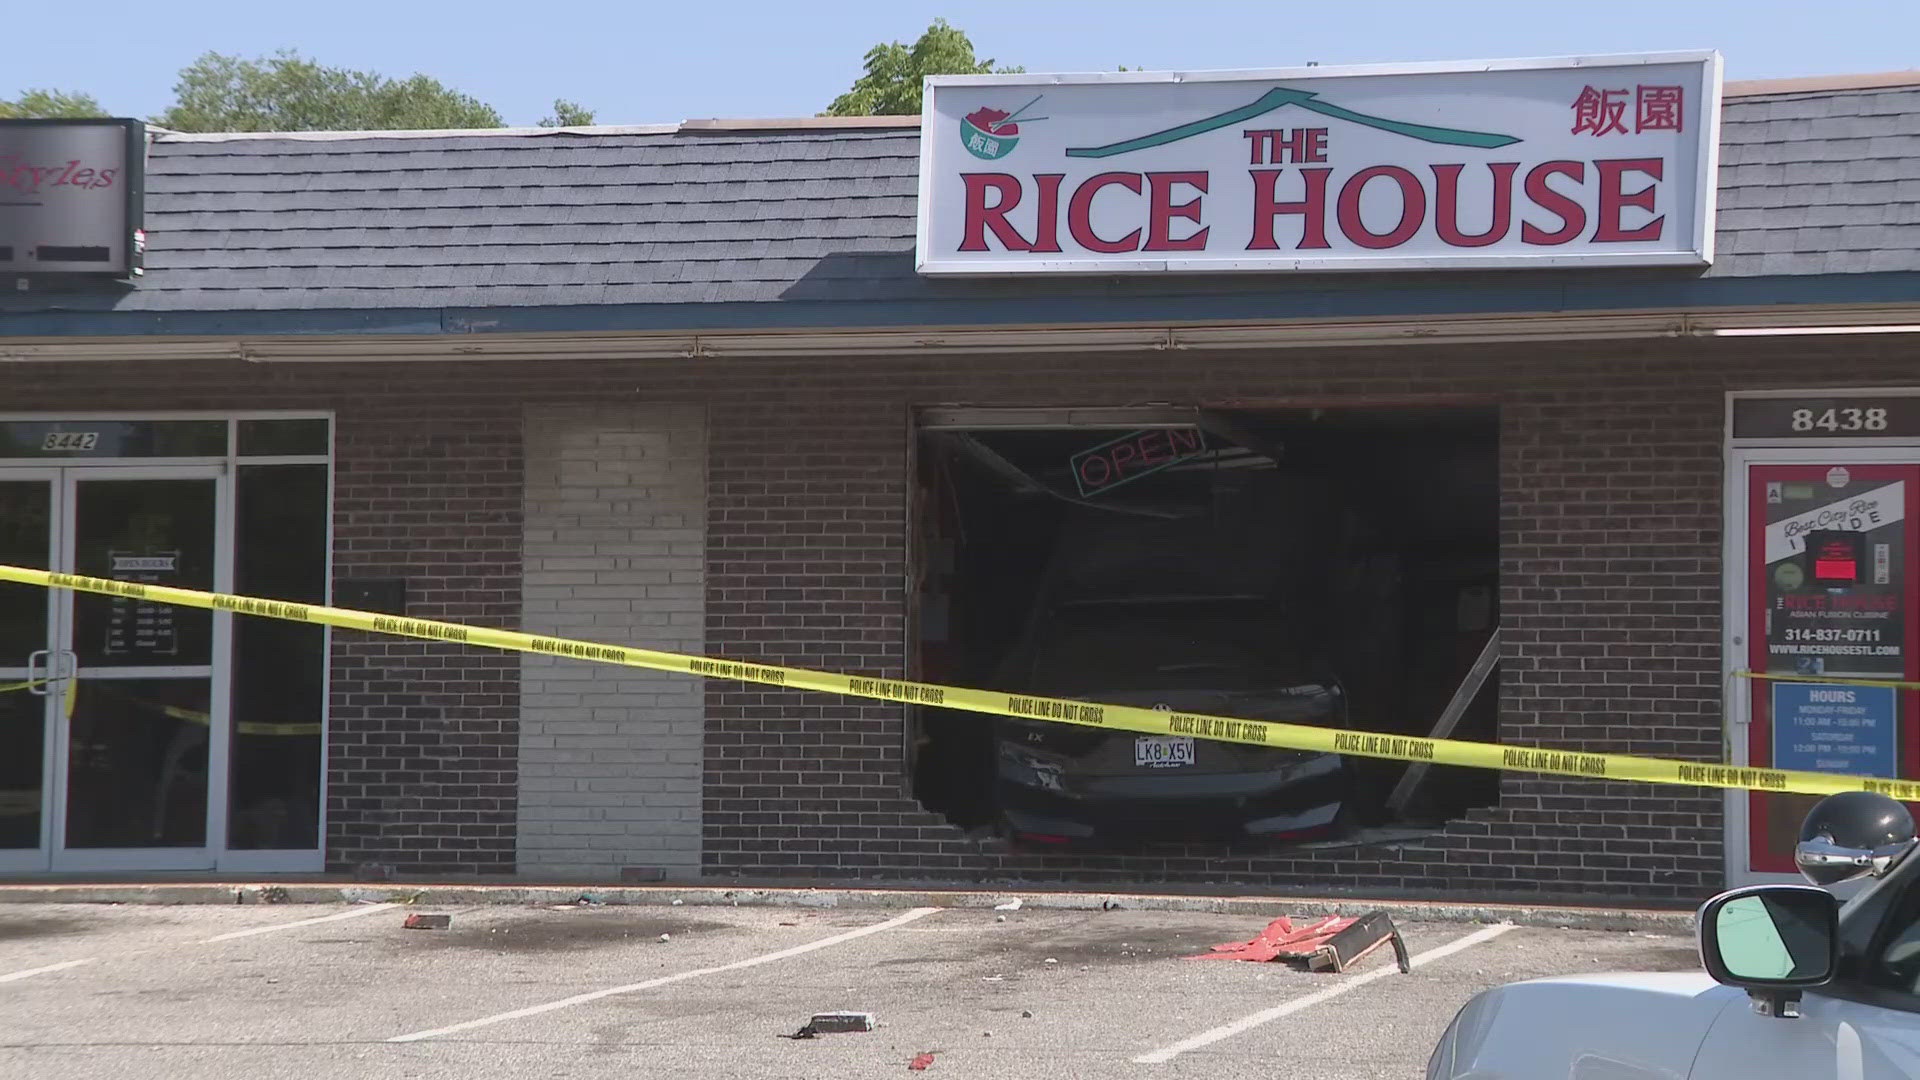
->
<box><xmin>1792</xmin><ymin>407</ymin><xmax>1888</xmax><ymax>433</ymax></box>
<box><xmin>1732</xmin><ymin>397</ymin><xmax>1920</xmax><ymax>440</ymax></box>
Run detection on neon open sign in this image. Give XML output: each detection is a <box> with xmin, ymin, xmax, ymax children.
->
<box><xmin>1070</xmin><ymin>427</ymin><xmax>1207</xmax><ymax>497</ymax></box>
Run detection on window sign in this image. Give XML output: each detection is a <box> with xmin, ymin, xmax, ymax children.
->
<box><xmin>1746</xmin><ymin>462</ymin><xmax>1919</xmax><ymax>875</ymax></box>
<box><xmin>1762</xmin><ymin>477</ymin><xmax>1906</xmax><ymax>678</ymax></box>
<box><xmin>1772</xmin><ymin>682</ymin><xmax>1898</xmax><ymax>778</ymax></box>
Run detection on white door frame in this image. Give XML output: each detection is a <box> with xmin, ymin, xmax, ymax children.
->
<box><xmin>0</xmin><ymin>468</ymin><xmax>63</xmax><ymax>873</ymax></box>
<box><xmin>50</xmin><ymin>464</ymin><xmax>230</xmax><ymax>873</ymax></box>
<box><xmin>0</xmin><ymin>413</ymin><xmax>333</xmax><ymax>875</ymax></box>
<box><xmin>1723</xmin><ymin>442</ymin><xmax>1920</xmax><ymax>888</ymax></box>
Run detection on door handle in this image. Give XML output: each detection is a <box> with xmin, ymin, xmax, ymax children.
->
<box><xmin>26</xmin><ymin>649</ymin><xmax>48</xmax><ymax>696</ymax></box>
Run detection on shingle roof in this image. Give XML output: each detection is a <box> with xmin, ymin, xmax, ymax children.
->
<box><xmin>5</xmin><ymin>79</ymin><xmax>1919</xmax><ymax>322</ymax></box>
<box><xmin>1717</xmin><ymin>83</ymin><xmax>1920</xmax><ymax>277</ymax></box>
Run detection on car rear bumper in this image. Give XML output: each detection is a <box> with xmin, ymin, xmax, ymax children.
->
<box><xmin>993</xmin><ymin>745</ymin><xmax>1350</xmax><ymax>844</ymax></box>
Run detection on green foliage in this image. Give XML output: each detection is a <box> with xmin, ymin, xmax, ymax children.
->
<box><xmin>825</xmin><ymin>19</ymin><xmax>1022</xmax><ymax>116</ymax></box>
<box><xmin>155</xmin><ymin>50</ymin><xmax>504</xmax><ymax>133</ymax></box>
<box><xmin>0</xmin><ymin>89</ymin><xmax>108</xmax><ymax>119</ymax></box>
<box><xmin>538</xmin><ymin>99</ymin><xmax>596</xmax><ymax>128</ymax></box>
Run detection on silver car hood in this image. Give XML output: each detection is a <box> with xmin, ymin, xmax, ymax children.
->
<box><xmin>1431</xmin><ymin>972</ymin><xmax>1744</xmax><ymax>1080</ymax></box>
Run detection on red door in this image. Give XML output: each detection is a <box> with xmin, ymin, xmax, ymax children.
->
<box><xmin>1747</xmin><ymin>463</ymin><xmax>1920</xmax><ymax>873</ymax></box>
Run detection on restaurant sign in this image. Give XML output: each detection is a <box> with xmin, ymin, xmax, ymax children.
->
<box><xmin>916</xmin><ymin>53</ymin><xmax>1721</xmax><ymax>275</ymax></box>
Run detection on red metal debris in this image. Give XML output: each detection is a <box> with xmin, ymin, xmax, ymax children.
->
<box><xmin>908</xmin><ymin>1051</ymin><xmax>936</xmax><ymax>1070</ymax></box>
<box><xmin>1191</xmin><ymin>912</ymin><xmax>1412</xmax><ymax>973</ymax></box>
<box><xmin>1192</xmin><ymin>915</ymin><xmax>1354</xmax><ymax>963</ymax></box>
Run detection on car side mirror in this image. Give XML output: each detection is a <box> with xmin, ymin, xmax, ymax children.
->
<box><xmin>1697</xmin><ymin>884</ymin><xmax>1838</xmax><ymax>1019</ymax></box>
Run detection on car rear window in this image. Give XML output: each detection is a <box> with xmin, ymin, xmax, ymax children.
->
<box><xmin>1026</xmin><ymin>610</ymin><xmax>1306</xmax><ymax>693</ymax></box>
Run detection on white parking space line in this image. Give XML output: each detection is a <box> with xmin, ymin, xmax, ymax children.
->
<box><xmin>1</xmin><ymin>903</ymin><xmax>400</xmax><ymax>983</ymax></box>
<box><xmin>388</xmin><ymin>906</ymin><xmax>943</xmax><ymax>1043</ymax></box>
<box><xmin>0</xmin><ymin>957</ymin><xmax>97</xmax><ymax>984</ymax></box>
<box><xmin>200</xmin><ymin>902</ymin><xmax>399</xmax><ymax>943</ymax></box>
<box><xmin>1134</xmin><ymin>922</ymin><xmax>1516</xmax><ymax>1065</ymax></box>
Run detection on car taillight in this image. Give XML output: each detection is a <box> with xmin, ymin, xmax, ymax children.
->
<box><xmin>1016</xmin><ymin>832</ymin><xmax>1072</xmax><ymax>845</ymax></box>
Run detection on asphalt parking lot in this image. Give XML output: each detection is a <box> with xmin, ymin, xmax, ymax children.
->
<box><xmin>0</xmin><ymin>900</ymin><xmax>1701</xmax><ymax>1080</ymax></box>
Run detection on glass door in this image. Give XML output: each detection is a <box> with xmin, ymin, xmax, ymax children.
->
<box><xmin>1730</xmin><ymin>452</ymin><xmax>1920</xmax><ymax>883</ymax></box>
<box><xmin>0</xmin><ymin>472</ymin><xmax>58</xmax><ymax>872</ymax></box>
<box><xmin>50</xmin><ymin>467</ymin><xmax>227</xmax><ymax>871</ymax></box>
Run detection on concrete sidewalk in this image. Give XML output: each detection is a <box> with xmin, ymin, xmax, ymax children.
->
<box><xmin>0</xmin><ymin>880</ymin><xmax>1696</xmax><ymax>932</ymax></box>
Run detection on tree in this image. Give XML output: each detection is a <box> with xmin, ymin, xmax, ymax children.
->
<box><xmin>825</xmin><ymin>19</ymin><xmax>1021</xmax><ymax>116</ymax></box>
<box><xmin>538</xmin><ymin>99</ymin><xmax>596</xmax><ymax>128</ymax></box>
<box><xmin>0</xmin><ymin>89</ymin><xmax>108</xmax><ymax>119</ymax></box>
<box><xmin>155</xmin><ymin>50</ymin><xmax>504</xmax><ymax>133</ymax></box>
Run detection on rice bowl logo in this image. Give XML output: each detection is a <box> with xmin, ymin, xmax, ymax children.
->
<box><xmin>960</xmin><ymin>95</ymin><xmax>1046</xmax><ymax>160</ymax></box>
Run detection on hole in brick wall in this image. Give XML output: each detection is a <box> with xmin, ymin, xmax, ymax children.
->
<box><xmin>909</xmin><ymin>404</ymin><xmax>1500</xmax><ymax>849</ymax></box>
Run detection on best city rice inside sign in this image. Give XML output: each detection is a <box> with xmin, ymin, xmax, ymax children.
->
<box><xmin>915</xmin><ymin>53</ymin><xmax>1720</xmax><ymax>274</ymax></box>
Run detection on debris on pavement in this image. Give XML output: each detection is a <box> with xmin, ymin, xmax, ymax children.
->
<box><xmin>1192</xmin><ymin>911</ymin><xmax>1411</xmax><ymax>973</ymax></box>
<box><xmin>779</xmin><ymin>1023</ymin><xmax>818</xmax><ymax>1040</ymax></box>
<box><xmin>401</xmin><ymin>913</ymin><xmax>451</xmax><ymax>930</ymax></box>
<box><xmin>908</xmin><ymin>1051</ymin><xmax>936</xmax><ymax>1070</ymax></box>
<box><xmin>658</xmin><ymin>933</ymin><xmax>671</xmax><ymax>942</ymax></box>
<box><xmin>993</xmin><ymin>898</ymin><xmax>1022</xmax><ymax>911</ymax></box>
<box><xmin>807</xmin><ymin>1011</ymin><xmax>876</xmax><ymax>1033</ymax></box>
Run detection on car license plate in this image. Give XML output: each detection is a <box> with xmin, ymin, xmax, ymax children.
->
<box><xmin>1135</xmin><ymin>735</ymin><xmax>1195</xmax><ymax>768</ymax></box>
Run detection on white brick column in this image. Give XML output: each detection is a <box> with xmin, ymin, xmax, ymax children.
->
<box><xmin>518</xmin><ymin>404</ymin><xmax>707</xmax><ymax>879</ymax></box>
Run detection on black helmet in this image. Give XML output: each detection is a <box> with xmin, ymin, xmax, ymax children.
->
<box><xmin>1796</xmin><ymin>791</ymin><xmax>1918</xmax><ymax>887</ymax></box>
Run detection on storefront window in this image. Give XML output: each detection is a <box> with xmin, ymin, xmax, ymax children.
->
<box><xmin>228</xmin><ymin>464</ymin><xmax>327</xmax><ymax>851</ymax></box>
<box><xmin>237</xmin><ymin>418</ymin><xmax>330</xmax><ymax>457</ymax></box>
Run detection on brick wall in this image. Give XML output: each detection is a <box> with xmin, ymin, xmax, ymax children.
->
<box><xmin>519</xmin><ymin>404</ymin><xmax>707</xmax><ymax>879</ymax></box>
<box><xmin>697</xmin><ymin>336</ymin><xmax>1914</xmax><ymax>904</ymax></box>
<box><xmin>2</xmin><ymin>333</ymin><xmax>1915</xmax><ymax>901</ymax></box>
<box><xmin>305</xmin><ymin>409</ymin><xmax>525</xmax><ymax>875</ymax></box>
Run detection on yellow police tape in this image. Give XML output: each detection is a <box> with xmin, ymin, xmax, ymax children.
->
<box><xmin>0</xmin><ymin>562</ymin><xmax>1914</xmax><ymax>800</ymax></box>
<box><xmin>0</xmin><ymin>678</ymin><xmax>74</xmax><ymax>717</ymax></box>
<box><xmin>0</xmin><ymin>666</ymin><xmax>310</xmax><ymax>734</ymax></box>
<box><xmin>136</xmin><ymin>695</ymin><xmax>318</xmax><ymax>738</ymax></box>
<box><xmin>1734</xmin><ymin>670</ymin><xmax>1920</xmax><ymax>692</ymax></box>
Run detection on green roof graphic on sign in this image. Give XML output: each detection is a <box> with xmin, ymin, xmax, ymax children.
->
<box><xmin>1064</xmin><ymin>86</ymin><xmax>1521</xmax><ymax>158</ymax></box>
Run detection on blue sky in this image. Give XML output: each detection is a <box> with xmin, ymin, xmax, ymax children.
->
<box><xmin>10</xmin><ymin>0</ymin><xmax>1916</xmax><ymax>127</ymax></box>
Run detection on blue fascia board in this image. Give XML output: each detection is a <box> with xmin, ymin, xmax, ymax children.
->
<box><xmin>5</xmin><ymin>272</ymin><xmax>1920</xmax><ymax>339</ymax></box>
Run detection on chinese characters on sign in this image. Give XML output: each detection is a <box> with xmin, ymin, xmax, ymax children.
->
<box><xmin>1571</xmin><ymin>85</ymin><xmax>1685</xmax><ymax>136</ymax></box>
